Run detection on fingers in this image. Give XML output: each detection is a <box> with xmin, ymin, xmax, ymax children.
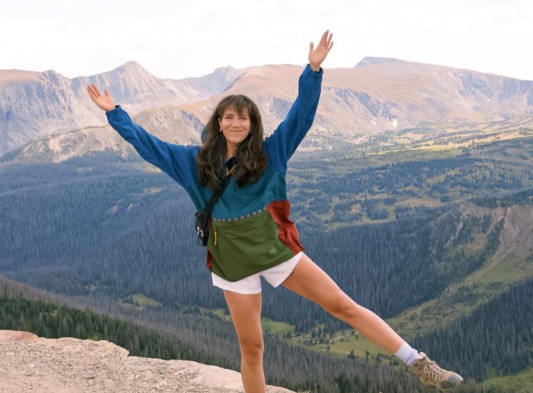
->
<box><xmin>320</xmin><ymin>30</ymin><xmax>333</xmax><ymax>50</ymax></box>
<box><xmin>86</xmin><ymin>84</ymin><xmax>115</xmax><ymax>111</ymax></box>
<box><xmin>86</xmin><ymin>84</ymin><xmax>100</xmax><ymax>103</ymax></box>
<box><xmin>312</xmin><ymin>30</ymin><xmax>333</xmax><ymax>52</ymax></box>
<box><xmin>87</xmin><ymin>84</ymin><xmax>98</xmax><ymax>95</ymax></box>
<box><xmin>320</xmin><ymin>30</ymin><xmax>329</xmax><ymax>45</ymax></box>
<box><xmin>308</xmin><ymin>30</ymin><xmax>334</xmax><ymax>71</ymax></box>
<box><xmin>87</xmin><ymin>84</ymin><xmax>102</xmax><ymax>99</ymax></box>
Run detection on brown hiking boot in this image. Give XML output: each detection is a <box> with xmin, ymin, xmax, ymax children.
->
<box><xmin>410</xmin><ymin>353</ymin><xmax>463</xmax><ymax>392</ymax></box>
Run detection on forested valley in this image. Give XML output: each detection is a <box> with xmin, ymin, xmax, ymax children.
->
<box><xmin>0</xmin><ymin>277</ymin><xmax>515</xmax><ymax>393</ymax></box>
<box><xmin>1</xmin><ymin>136</ymin><xmax>532</xmax><ymax>391</ymax></box>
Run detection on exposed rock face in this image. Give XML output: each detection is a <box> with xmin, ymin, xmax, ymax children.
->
<box><xmin>1</xmin><ymin>58</ymin><xmax>532</xmax><ymax>157</ymax></box>
<box><xmin>0</xmin><ymin>62</ymin><xmax>243</xmax><ymax>156</ymax></box>
<box><xmin>0</xmin><ymin>330</ymin><xmax>294</xmax><ymax>393</ymax></box>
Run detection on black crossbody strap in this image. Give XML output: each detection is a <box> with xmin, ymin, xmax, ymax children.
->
<box><xmin>203</xmin><ymin>174</ymin><xmax>231</xmax><ymax>215</ymax></box>
<box><xmin>194</xmin><ymin>163</ymin><xmax>236</xmax><ymax>246</ymax></box>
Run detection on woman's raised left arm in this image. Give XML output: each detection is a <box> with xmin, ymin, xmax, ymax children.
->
<box><xmin>264</xmin><ymin>31</ymin><xmax>333</xmax><ymax>171</ymax></box>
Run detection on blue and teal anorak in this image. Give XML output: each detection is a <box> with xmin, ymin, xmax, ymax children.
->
<box><xmin>106</xmin><ymin>65</ymin><xmax>322</xmax><ymax>281</ymax></box>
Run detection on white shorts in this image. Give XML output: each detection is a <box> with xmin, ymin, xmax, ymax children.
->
<box><xmin>211</xmin><ymin>252</ymin><xmax>304</xmax><ymax>295</ymax></box>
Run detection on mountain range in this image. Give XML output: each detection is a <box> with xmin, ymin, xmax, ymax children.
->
<box><xmin>0</xmin><ymin>61</ymin><xmax>243</xmax><ymax>157</ymax></box>
<box><xmin>1</xmin><ymin>57</ymin><xmax>533</xmax><ymax>392</ymax></box>
<box><xmin>1</xmin><ymin>57</ymin><xmax>532</xmax><ymax>159</ymax></box>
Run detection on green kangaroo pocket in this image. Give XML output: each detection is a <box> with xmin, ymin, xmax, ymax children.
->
<box><xmin>208</xmin><ymin>209</ymin><xmax>295</xmax><ymax>282</ymax></box>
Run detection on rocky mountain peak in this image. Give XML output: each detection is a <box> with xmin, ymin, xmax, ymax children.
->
<box><xmin>106</xmin><ymin>60</ymin><xmax>156</xmax><ymax>79</ymax></box>
<box><xmin>1</xmin><ymin>58</ymin><xmax>532</xmax><ymax>159</ymax></box>
<box><xmin>355</xmin><ymin>57</ymin><xmax>406</xmax><ymax>67</ymax></box>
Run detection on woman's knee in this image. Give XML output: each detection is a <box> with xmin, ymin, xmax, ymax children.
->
<box><xmin>326</xmin><ymin>295</ymin><xmax>361</xmax><ymax>321</ymax></box>
<box><xmin>239</xmin><ymin>338</ymin><xmax>264</xmax><ymax>361</ymax></box>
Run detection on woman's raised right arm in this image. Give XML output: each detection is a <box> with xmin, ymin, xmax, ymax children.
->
<box><xmin>87</xmin><ymin>85</ymin><xmax>197</xmax><ymax>189</ymax></box>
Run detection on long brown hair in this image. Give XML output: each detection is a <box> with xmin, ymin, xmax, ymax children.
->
<box><xmin>196</xmin><ymin>95</ymin><xmax>268</xmax><ymax>190</ymax></box>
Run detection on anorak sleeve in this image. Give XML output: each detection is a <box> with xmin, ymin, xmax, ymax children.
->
<box><xmin>106</xmin><ymin>106</ymin><xmax>197</xmax><ymax>188</ymax></box>
<box><xmin>264</xmin><ymin>64</ymin><xmax>323</xmax><ymax>173</ymax></box>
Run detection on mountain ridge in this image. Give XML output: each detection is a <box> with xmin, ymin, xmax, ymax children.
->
<box><xmin>1</xmin><ymin>131</ymin><xmax>531</xmax><ymax>391</ymax></box>
<box><xmin>0</xmin><ymin>60</ymin><xmax>243</xmax><ymax>156</ymax></box>
<box><xmin>1</xmin><ymin>57</ymin><xmax>532</xmax><ymax>157</ymax></box>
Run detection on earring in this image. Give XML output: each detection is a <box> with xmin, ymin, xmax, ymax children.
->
<box><xmin>219</xmin><ymin>128</ymin><xmax>223</xmax><ymax>133</ymax></box>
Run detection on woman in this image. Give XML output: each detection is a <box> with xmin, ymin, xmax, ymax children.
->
<box><xmin>87</xmin><ymin>31</ymin><xmax>463</xmax><ymax>393</ymax></box>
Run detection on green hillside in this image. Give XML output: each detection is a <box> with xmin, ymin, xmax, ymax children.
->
<box><xmin>0</xmin><ymin>126</ymin><xmax>532</xmax><ymax>391</ymax></box>
<box><xmin>0</xmin><ymin>277</ymin><xmax>441</xmax><ymax>393</ymax></box>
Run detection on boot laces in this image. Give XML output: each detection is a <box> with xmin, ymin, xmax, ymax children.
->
<box><xmin>420</xmin><ymin>357</ymin><xmax>447</xmax><ymax>382</ymax></box>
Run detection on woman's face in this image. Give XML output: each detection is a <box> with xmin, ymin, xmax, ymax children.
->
<box><xmin>218</xmin><ymin>105</ymin><xmax>251</xmax><ymax>155</ymax></box>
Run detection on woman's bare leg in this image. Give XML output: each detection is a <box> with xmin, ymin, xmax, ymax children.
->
<box><xmin>282</xmin><ymin>255</ymin><xmax>464</xmax><ymax>391</ymax></box>
<box><xmin>224</xmin><ymin>290</ymin><xmax>266</xmax><ymax>393</ymax></box>
<box><xmin>282</xmin><ymin>254</ymin><xmax>404</xmax><ymax>353</ymax></box>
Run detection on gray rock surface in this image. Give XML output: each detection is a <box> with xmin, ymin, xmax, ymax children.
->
<box><xmin>0</xmin><ymin>330</ymin><xmax>294</xmax><ymax>393</ymax></box>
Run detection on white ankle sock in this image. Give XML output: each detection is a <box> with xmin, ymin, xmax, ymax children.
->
<box><xmin>394</xmin><ymin>342</ymin><xmax>422</xmax><ymax>366</ymax></box>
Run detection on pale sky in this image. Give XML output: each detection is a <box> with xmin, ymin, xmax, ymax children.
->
<box><xmin>1</xmin><ymin>0</ymin><xmax>532</xmax><ymax>81</ymax></box>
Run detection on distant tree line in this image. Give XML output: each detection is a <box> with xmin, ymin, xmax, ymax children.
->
<box><xmin>0</xmin><ymin>280</ymin><xmax>430</xmax><ymax>393</ymax></box>
<box><xmin>0</xmin><ymin>278</ymin><xmax>514</xmax><ymax>393</ymax></box>
<box><xmin>413</xmin><ymin>279</ymin><xmax>533</xmax><ymax>382</ymax></box>
<box><xmin>0</xmin><ymin>159</ymin><xmax>507</xmax><ymax>331</ymax></box>
<box><xmin>1</xmin><ymin>136</ymin><xmax>532</xmax><ymax>389</ymax></box>
<box><xmin>289</xmin><ymin>136</ymin><xmax>533</xmax><ymax>225</ymax></box>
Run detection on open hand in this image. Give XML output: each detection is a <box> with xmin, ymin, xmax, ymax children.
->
<box><xmin>87</xmin><ymin>84</ymin><xmax>116</xmax><ymax>112</ymax></box>
<box><xmin>309</xmin><ymin>30</ymin><xmax>333</xmax><ymax>72</ymax></box>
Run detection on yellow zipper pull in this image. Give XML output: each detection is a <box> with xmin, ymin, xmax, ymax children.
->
<box><xmin>214</xmin><ymin>229</ymin><xmax>218</xmax><ymax>246</ymax></box>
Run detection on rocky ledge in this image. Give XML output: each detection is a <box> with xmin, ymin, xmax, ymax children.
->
<box><xmin>0</xmin><ymin>330</ymin><xmax>294</xmax><ymax>393</ymax></box>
